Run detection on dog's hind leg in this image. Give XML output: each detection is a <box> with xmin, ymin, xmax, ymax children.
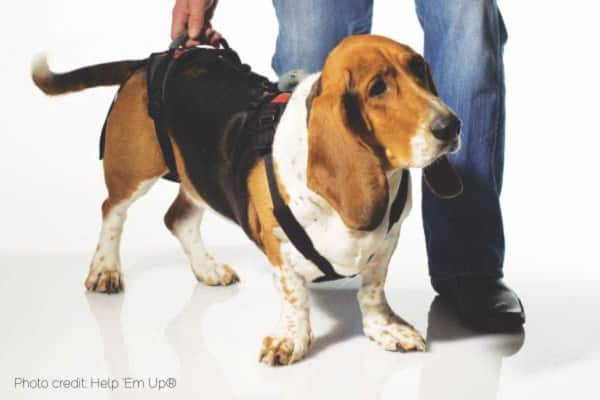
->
<box><xmin>164</xmin><ymin>189</ymin><xmax>239</xmax><ymax>286</ymax></box>
<box><xmin>84</xmin><ymin>70</ymin><xmax>166</xmax><ymax>294</ymax></box>
<box><xmin>85</xmin><ymin>177</ymin><xmax>158</xmax><ymax>293</ymax></box>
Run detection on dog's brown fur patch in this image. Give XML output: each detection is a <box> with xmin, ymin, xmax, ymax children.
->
<box><xmin>101</xmin><ymin>70</ymin><xmax>166</xmax><ymax>215</ymax></box>
<box><xmin>246</xmin><ymin>159</ymin><xmax>291</xmax><ymax>268</ymax></box>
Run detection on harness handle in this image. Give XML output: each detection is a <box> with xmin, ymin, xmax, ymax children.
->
<box><xmin>169</xmin><ymin>30</ymin><xmax>230</xmax><ymax>52</ymax></box>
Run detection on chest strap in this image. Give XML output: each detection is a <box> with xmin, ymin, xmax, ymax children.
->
<box><xmin>264</xmin><ymin>153</ymin><xmax>347</xmax><ymax>282</ymax></box>
<box><xmin>265</xmin><ymin>153</ymin><xmax>410</xmax><ymax>282</ymax></box>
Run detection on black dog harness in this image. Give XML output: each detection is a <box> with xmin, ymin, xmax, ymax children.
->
<box><xmin>102</xmin><ymin>37</ymin><xmax>409</xmax><ymax>282</ymax></box>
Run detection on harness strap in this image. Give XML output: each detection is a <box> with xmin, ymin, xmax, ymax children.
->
<box><xmin>146</xmin><ymin>37</ymin><xmax>273</xmax><ymax>182</ymax></box>
<box><xmin>388</xmin><ymin>169</ymin><xmax>410</xmax><ymax>232</ymax></box>
<box><xmin>265</xmin><ymin>154</ymin><xmax>409</xmax><ymax>282</ymax></box>
<box><xmin>146</xmin><ymin>44</ymin><xmax>183</xmax><ymax>182</ymax></box>
<box><xmin>264</xmin><ymin>153</ymin><xmax>348</xmax><ymax>282</ymax></box>
<box><xmin>144</xmin><ymin>33</ymin><xmax>410</xmax><ymax>282</ymax></box>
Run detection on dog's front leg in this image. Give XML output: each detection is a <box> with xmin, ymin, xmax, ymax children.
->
<box><xmin>358</xmin><ymin>245</ymin><xmax>426</xmax><ymax>352</ymax></box>
<box><xmin>259</xmin><ymin>263</ymin><xmax>312</xmax><ymax>366</ymax></box>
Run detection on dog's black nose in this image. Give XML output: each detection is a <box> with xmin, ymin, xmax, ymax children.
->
<box><xmin>431</xmin><ymin>114</ymin><xmax>461</xmax><ymax>141</ymax></box>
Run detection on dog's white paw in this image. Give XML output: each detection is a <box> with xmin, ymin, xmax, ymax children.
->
<box><xmin>193</xmin><ymin>262</ymin><xmax>240</xmax><ymax>286</ymax></box>
<box><xmin>364</xmin><ymin>314</ymin><xmax>426</xmax><ymax>352</ymax></box>
<box><xmin>85</xmin><ymin>267</ymin><xmax>123</xmax><ymax>294</ymax></box>
<box><xmin>259</xmin><ymin>332</ymin><xmax>312</xmax><ymax>366</ymax></box>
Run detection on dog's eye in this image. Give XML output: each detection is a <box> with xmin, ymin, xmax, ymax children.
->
<box><xmin>368</xmin><ymin>77</ymin><xmax>387</xmax><ymax>98</ymax></box>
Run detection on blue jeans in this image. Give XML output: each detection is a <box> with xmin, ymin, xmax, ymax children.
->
<box><xmin>272</xmin><ymin>0</ymin><xmax>508</xmax><ymax>281</ymax></box>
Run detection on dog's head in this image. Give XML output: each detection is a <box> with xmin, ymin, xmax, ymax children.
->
<box><xmin>306</xmin><ymin>35</ymin><xmax>462</xmax><ymax>231</ymax></box>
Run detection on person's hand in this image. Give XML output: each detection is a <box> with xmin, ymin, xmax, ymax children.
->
<box><xmin>171</xmin><ymin>0</ymin><xmax>222</xmax><ymax>47</ymax></box>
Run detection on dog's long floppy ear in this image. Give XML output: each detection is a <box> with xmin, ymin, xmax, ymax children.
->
<box><xmin>306</xmin><ymin>77</ymin><xmax>389</xmax><ymax>231</ymax></box>
<box><xmin>421</xmin><ymin>62</ymin><xmax>464</xmax><ymax>199</ymax></box>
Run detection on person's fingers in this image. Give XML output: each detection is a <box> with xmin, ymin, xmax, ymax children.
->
<box><xmin>171</xmin><ymin>0</ymin><xmax>220</xmax><ymax>47</ymax></box>
<box><xmin>183</xmin><ymin>29</ymin><xmax>219</xmax><ymax>48</ymax></box>
<box><xmin>188</xmin><ymin>0</ymin><xmax>208</xmax><ymax>40</ymax></box>
<box><xmin>171</xmin><ymin>0</ymin><xmax>188</xmax><ymax>40</ymax></box>
<box><xmin>204</xmin><ymin>27</ymin><xmax>215</xmax><ymax>41</ymax></box>
<box><xmin>200</xmin><ymin>28</ymin><xmax>221</xmax><ymax>47</ymax></box>
<box><xmin>185</xmin><ymin>39</ymin><xmax>201</xmax><ymax>47</ymax></box>
<box><xmin>209</xmin><ymin>31</ymin><xmax>222</xmax><ymax>47</ymax></box>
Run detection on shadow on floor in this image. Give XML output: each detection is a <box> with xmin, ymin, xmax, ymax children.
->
<box><xmin>309</xmin><ymin>286</ymin><xmax>364</xmax><ymax>355</ymax></box>
<box><xmin>418</xmin><ymin>296</ymin><xmax>525</xmax><ymax>400</ymax></box>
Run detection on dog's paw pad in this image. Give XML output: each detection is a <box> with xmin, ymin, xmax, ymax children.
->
<box><xmin>196</xmin><ymin>264</ymin><xmax>240</xmax><ymax>286</ymax></box>
<box><xmin>259</xmin><ymin>335</ymin><xmax>309</xmax><ymax>366</ymax></box>
<box><xmin>85</xmin><ymin>269</ymin><xmax>123</xmax><ymax>294</ymax></box>
<box><xmin>365</xmin><ymin>319</ymin><xmax>426</xmax><ymax>352</ymax></box>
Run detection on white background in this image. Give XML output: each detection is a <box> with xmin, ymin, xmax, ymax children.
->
<box><xmin>0</xmin><ymin>1</ymin><xmax>598</xmax><ymax>282</ymax></box>
<box><xmin>1</xmin><ymin>1</ymin><xmax>599</xmax><ymax>284</ymax></box>
<box><xmin>1</xmin><ymin>2</ymin><xmax>600</xmax><ymax>399</ymax></box>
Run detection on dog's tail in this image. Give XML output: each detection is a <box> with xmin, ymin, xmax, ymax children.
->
<box><xmin>31</xmin><ymin>53</ymin><xmax>147</xmax><ymax>95</ymax></box>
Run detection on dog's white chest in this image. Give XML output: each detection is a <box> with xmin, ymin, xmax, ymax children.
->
<box><xmin>272</xmin><ymin>74</ymin><xmax>409</xmax><ymax>281</ymax></box>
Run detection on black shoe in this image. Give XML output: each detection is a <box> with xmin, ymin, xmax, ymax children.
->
<box><xmin>431</xmin><ymin>277</ymin><xmax>525</xmax><ymax>333</ymax></box>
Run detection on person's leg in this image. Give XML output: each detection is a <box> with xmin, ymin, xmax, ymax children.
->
<box><xmin>415</xmin><ymin>0</ymin><xmax>523</xmax><ymax>331</ymax></box>
<box><xmin>415</xmin><ymin>0</ymin><xmax>508</xmax><ymax>280</ymax></box>
<box><xmin>272</xmin><ymin>0</ymin><xmax>374</xmax><ymax>77</ymax></box>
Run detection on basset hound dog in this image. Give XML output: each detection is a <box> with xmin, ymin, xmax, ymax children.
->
<box><xmin>31</xmin><ymin>34</ymin><xmax>461</xmax><ymax>366</ymax></box>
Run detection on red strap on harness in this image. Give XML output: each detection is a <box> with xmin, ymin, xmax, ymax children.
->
<box><xmin>271</xmin><ymin>92</ymin><xmax>291</xmax><ymax>104</ymax></box>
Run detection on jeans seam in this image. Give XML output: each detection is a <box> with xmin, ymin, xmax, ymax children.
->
<box><xmin>490</xmin><ymin>6</ymin><xmax>504</xmax><ymax>197</ymax></box>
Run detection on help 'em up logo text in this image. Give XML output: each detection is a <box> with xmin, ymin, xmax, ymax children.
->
<box><xmin>14</xmin><ymin>376</ymin><xmax>177</xmax><ymax>391</ymax></box>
